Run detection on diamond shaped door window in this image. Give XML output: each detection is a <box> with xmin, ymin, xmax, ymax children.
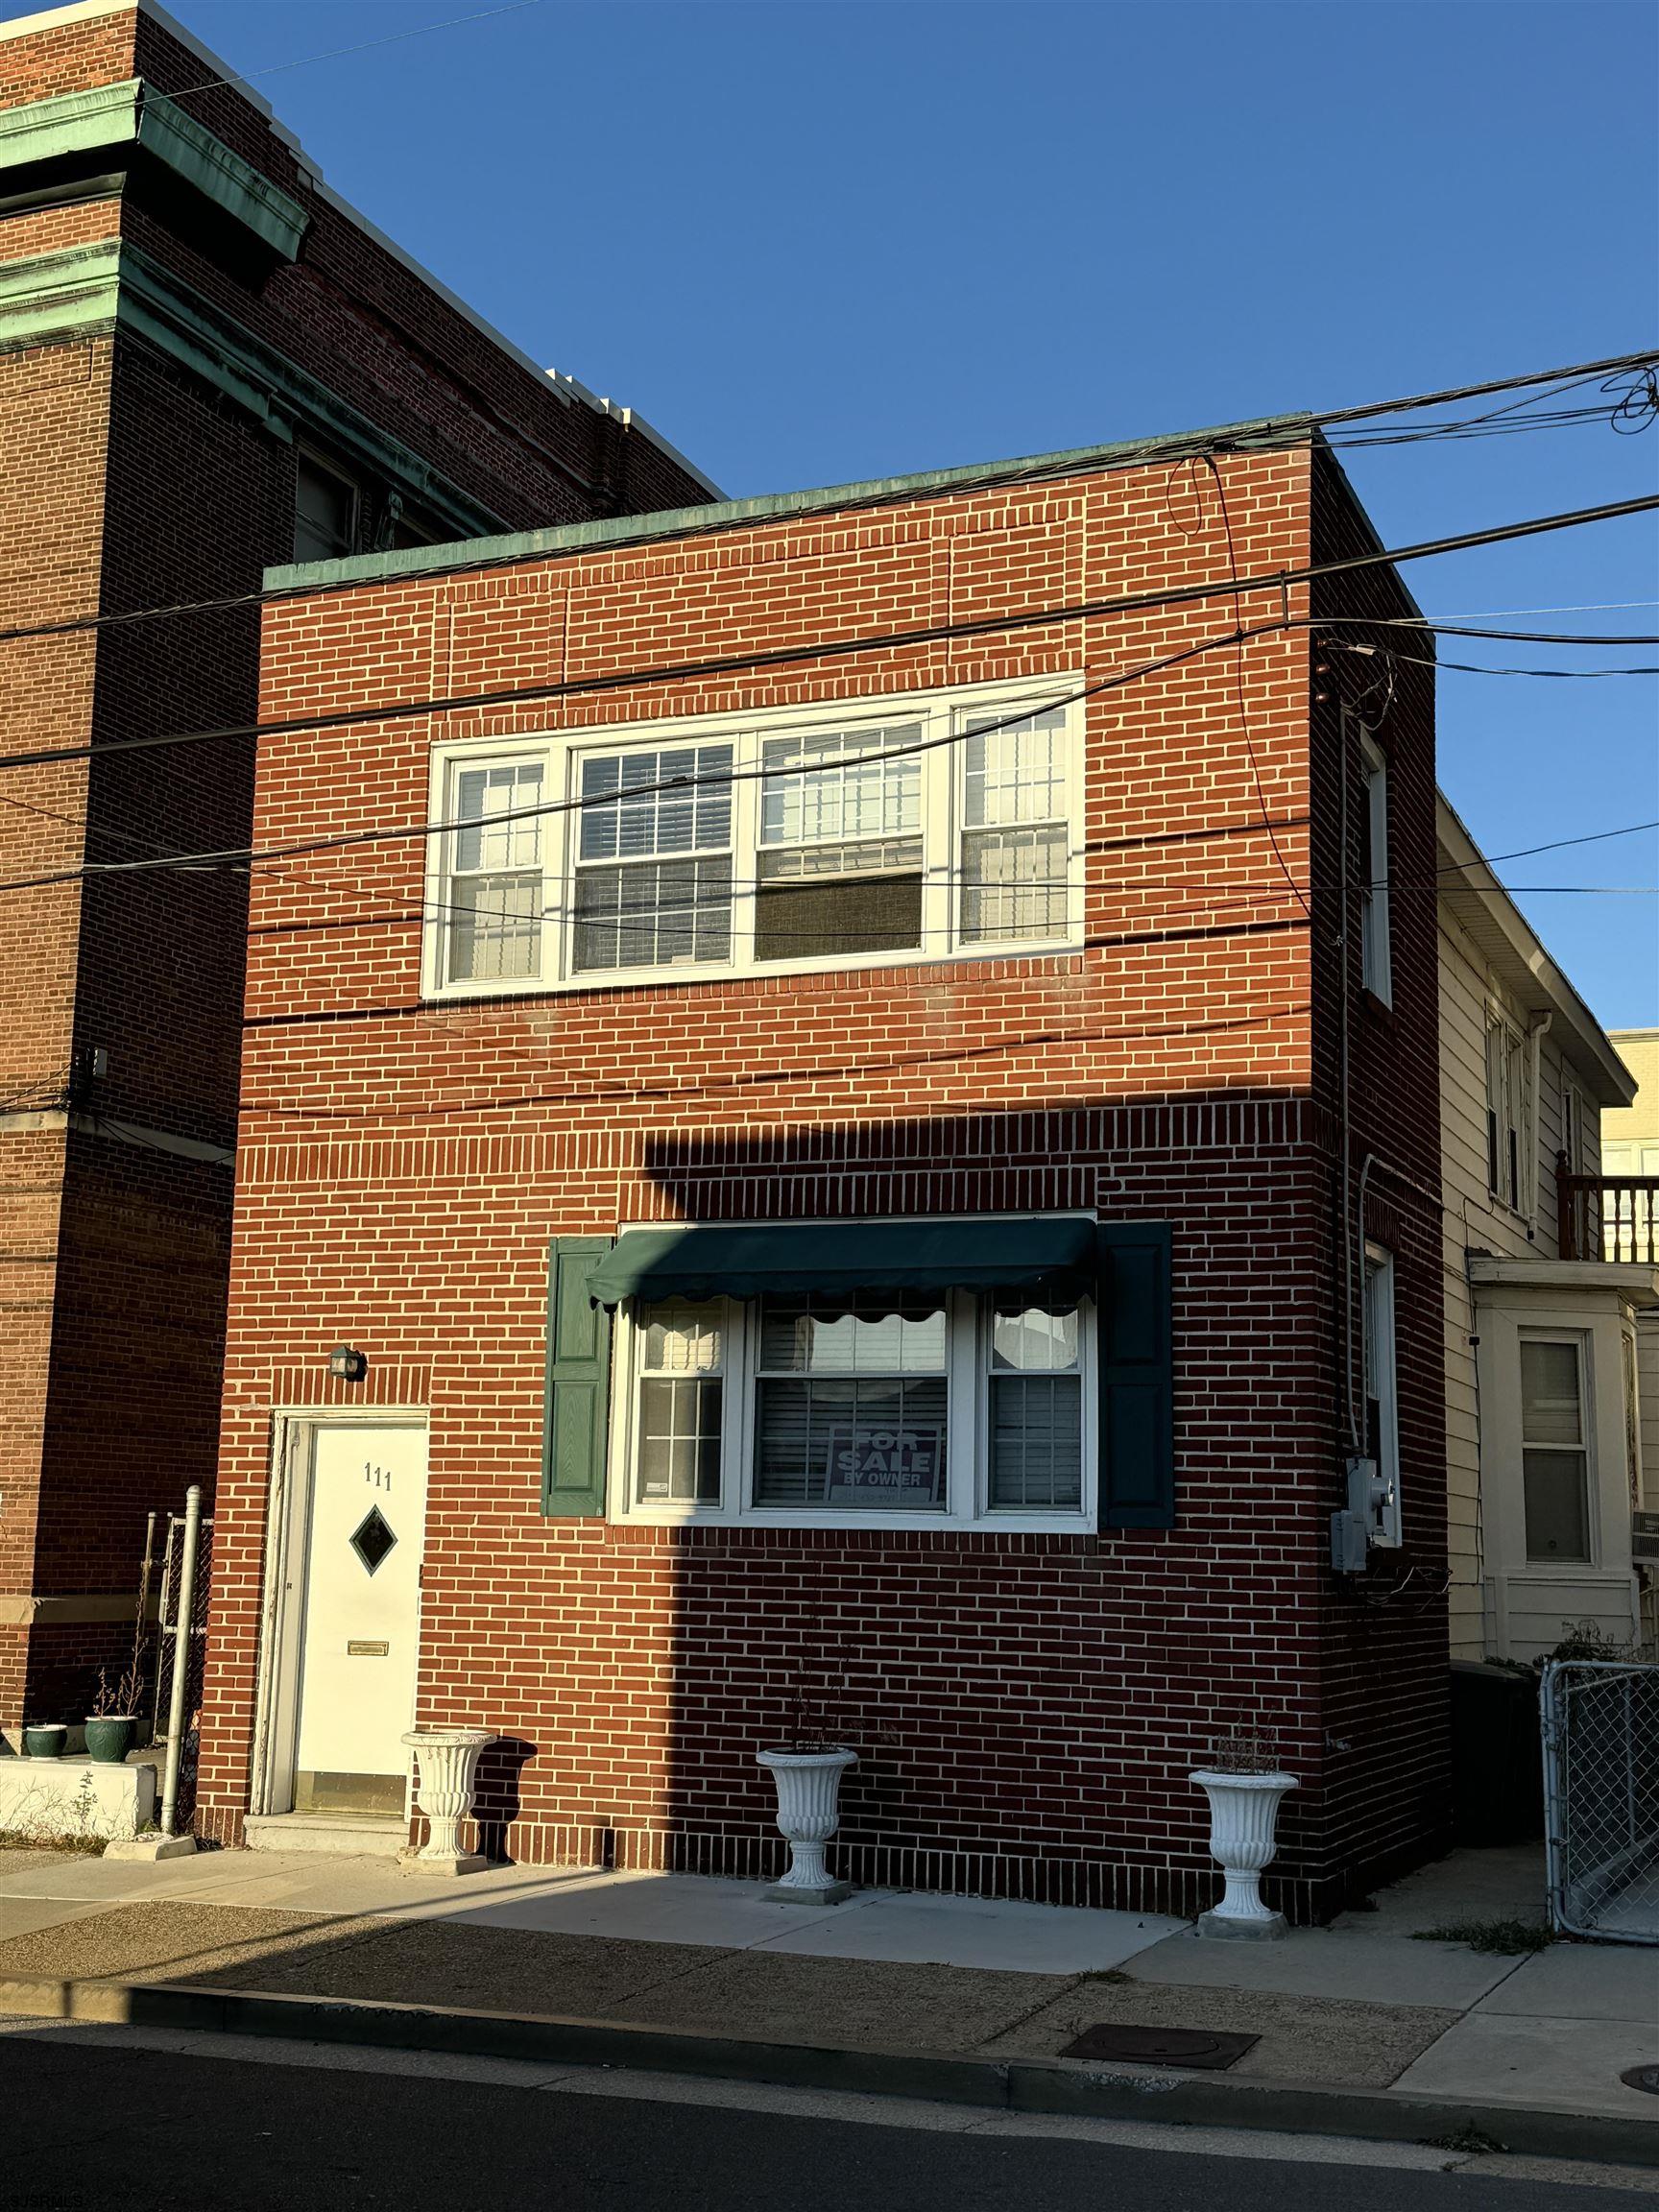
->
<box><xmin>349</xmin><ymin>1505</ymin><xmax>397</xmax><ymax>1575</ymax></box>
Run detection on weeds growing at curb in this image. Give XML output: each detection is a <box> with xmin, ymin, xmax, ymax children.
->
<box><xmin>0</xmin><ymin>1825</ymin><xmax>106</xmax><ymax>1856</ymax></box>
<box><xmin>1414</xmin><ymin>1917</ymin><xmax>1556</xmax><ymax>1955</ymax></box>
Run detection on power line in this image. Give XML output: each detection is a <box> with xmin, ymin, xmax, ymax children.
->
<box><xmin>1</xmin><ymin>349</ymin><xmax>1655</xmax><ymax>654</ymax></box>
<box><xmin>1334</xmin><ymin>644</ymin><xmax>1659</xmax><ymax>678</ymax></box>
<box><xmin>1</xmin><ymin>491</ymin><xmax>1651</xmax><ymax>795</ymax></box>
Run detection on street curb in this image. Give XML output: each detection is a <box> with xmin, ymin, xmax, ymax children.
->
<box><xmin>4</xmin><ymin>1973</ymin><xmax>1656</xmax><ymax>2169</ymax></box>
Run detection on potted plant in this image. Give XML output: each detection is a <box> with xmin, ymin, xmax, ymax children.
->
<box><xmin>84</xmin><ymin>1664</ymin><xmax>142</xmax><ymax>1766</ymax></box>
<box><xmin>1190</xmin><ymin>1726</ymin><xmax>1298</xmax><ymax>1941</ymax></box>
<box><xmin>756</xmin><ymin>1682</ymin><xmax>857</xmax><ymax>1906</ymax></box>
<box><xmin>21</xmin><ymin>1721</ymin><xmax>65</xmax><ymax>1760</ymax></box>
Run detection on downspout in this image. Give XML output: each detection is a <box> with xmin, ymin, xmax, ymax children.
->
<box><xmin>1527</xmin><ymin>1013</ymin><xmax>1551</xmax><ymax>1239</ymax></box>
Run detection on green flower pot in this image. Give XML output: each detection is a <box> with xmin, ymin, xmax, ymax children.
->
<box><xmin>84</xmin><ymin>1716</ymin><xmax>136</xmax><ymax>1765</ymax></box>
<box><xmin>22</xmin><ymin>1724</ymin><xmax>65</xmax><ymax>1759</ymax></box>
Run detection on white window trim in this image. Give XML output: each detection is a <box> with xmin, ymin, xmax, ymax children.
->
<box><xmin>1358</xmin><ymin>731</ymin><xmax>1391</xmax><ymax>1006</ymax></box>
<box><xmin>1363</xmin><ymin>1239</ymin><xmax>1402</xmax><ymax>1548</ymax></box>
<box><xmin>421</xmin><ymin>673</ymin><xmax>1088</xmax><ymax>1002</ymax></box>
<box><xmin>1518</xmin><ymin>1328</ymin><xmax>1598</xmax><ymax>1571</ymax></box>
<box><xmin>604</xmin><ymin>1223</ymin><xmax>1098</xmax><ymax>1533</ymax></box>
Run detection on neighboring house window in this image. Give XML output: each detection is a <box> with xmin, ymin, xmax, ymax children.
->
<box><xmin>423</xmin><ymin>681</ymin><xmax>1084</xmax><ymax>998</ymax></box>
<box><xmin>1486</xmin><ymin>1012</ymin><xmax>1528</xmax><ymax>1212</ymax></box>
<box><xmin>1561</xmin><ymin>1078</ymin><xmax>1589</xmax><ymax>1175</ymax></box>
<box><xmin>613</xmin><ymin>1286</ymin><xmax>1093</xmax><ymax>1528</ymax></box>
<box><xmin>1520</xmin><ymin>1334</ymin><xmax>1592</xmax><ymax>1563</ymax></box>
<box><xmin>293</xmin><ymin>450</ymin><xmax>360</xmax><ymax>564</ymax></box>
<box><xmin>443</xmin><ymin>759</ymin><xmax>545</xmax><ymax>984</ymax></box>
<box><xmin>1362</xmin><ymin>1242</ymin><xmax>1402</xmax><ymax>1546</ymax></box>
<box><xmin>1359</xmin><ymin>733</ymin><xmax>1391</xmax><ymax>1004</ymax></box>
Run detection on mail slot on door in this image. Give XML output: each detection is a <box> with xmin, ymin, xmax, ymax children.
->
<box><xmin>347</xmin><ymin>1640</ymin><xmax>391</xmax><ymax>1657</ymax></box>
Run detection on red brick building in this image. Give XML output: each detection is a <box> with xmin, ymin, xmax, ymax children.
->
<box><xmin>0</xmin><ymin>0</ymin><xmax>712</xmax><ymax>1738</ymax></box>
<box><xmin>195</xmin><ymin>423</ymin><xmax>1450</xmax><ymax>1920</ymax></box>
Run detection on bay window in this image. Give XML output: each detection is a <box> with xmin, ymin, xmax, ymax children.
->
<box><xmin>424</xmin><ymin>678</ymin><xmax>1082</xmax><ymax>998</ymax></box>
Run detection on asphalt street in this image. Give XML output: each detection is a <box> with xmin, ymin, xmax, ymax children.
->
<box><xmin>4</xmin><ymin>2032</ymin><xmax>1656</xmax><ymax>2211</ymax></box>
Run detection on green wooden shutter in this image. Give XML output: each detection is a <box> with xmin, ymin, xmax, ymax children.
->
<box><xmin>542</xmin><ymin>1237</ymin><xmax>614</xmax><ymax>1518</ymax></box>
<box><xmin>1097</xmin><ymin>1221</ymin><xmax>1175</xmax><ymax>1529</ymax></box>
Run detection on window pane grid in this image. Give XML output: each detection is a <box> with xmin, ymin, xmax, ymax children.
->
<box><xmin>961</xmin><ymin>709</ymin><xmax>1068</xmax><ymax>946</ymax></box>
<box><xmin>1520</xmin><ymin>1338</ymin><xmax>1590</xmax><ymax>1561</ymax></box>
<box><xmin>446</xmin><ymin>762</ymin><xmax>544</xmax><ymax>983</ymax></box>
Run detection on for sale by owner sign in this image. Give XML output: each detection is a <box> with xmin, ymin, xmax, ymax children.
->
<box><xmin>825</xmin><ymin>1425</ymin><xmax>945</xmax><ymax>1509</ymax></box>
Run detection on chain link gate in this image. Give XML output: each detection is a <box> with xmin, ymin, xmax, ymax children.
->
<box><xmin>1542</xmin><ymin>1658</ymin><xmax>1659</xmax><ymax>1943</ymax></box>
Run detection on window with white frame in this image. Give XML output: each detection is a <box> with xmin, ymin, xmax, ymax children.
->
<box><xmin>444</xmin><ymin>759</ymin><xmax>545</xmax><ymax>984</ymax></box>
<box><xmin>424</xmin><ymin>681</ymin><xmax>1083</xmax><ymax>997</ymax></box>
<box><xmin>1520</xmin><ymin>1334</ymin><xmax>1592</xmax><ymax>1563</ymax></box>
<box><xmin>613</xmin><ymin>1286</ymin><xmax>1093</xmax><ymax>1527</ymax></box>
<box><xmin>962</xmin><ymin>705</ymin><xmax>1070</xmax><ymax>945</ymax></box>
<box><xmin>757</xmin><ymin>724</ymin><xmax>925</xmax><ymax>962</ymax></box>
<box><xmin>1362</xmin><ymin>1242</ymin><xmax>1402</xmax><ymax>1547</ymax></box>
<box><xmin>1485</xmin><ymin>1011</ymin><xmax>1528</xmax><ymax>1212</ymax></box>
<box><xmin>1358</xmin><ymin>733</ymin><xmax>1391</xmax><ymax>1004</ymax></box>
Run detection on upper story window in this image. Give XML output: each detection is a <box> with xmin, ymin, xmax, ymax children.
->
<box><xmin>1486</xmin><ymin>1010</ymin><xmax>1529</xmax><ymax>1213</ymax></box>
<box><xmin>293</xmin><ymin>449</ymin><xmax>361</xmax><ymax>564</ymax></box>
<box><xmin>1359</xmin><ymin>732</ymin><xmax>1391</xmax><ymax>1005</ymax></box>
<box><xmin>424</xmin><ymin>681</ymin><xmax>1083</xmax><ymax>999</ymax></box>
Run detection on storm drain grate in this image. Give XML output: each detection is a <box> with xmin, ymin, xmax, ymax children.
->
<box><xmin>1621</xmin><ymin>2066</ymin><xmax>1659</xmax><ymax>2096</ymax></box>
<box><xmin>1061</xmin><ymin>2024</ymin><xmax>1260</xmax><ymax>2070</ymax></box>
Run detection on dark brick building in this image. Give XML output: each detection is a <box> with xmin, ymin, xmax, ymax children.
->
<box><xmin>194</xmin><ymin>422</ymin><xmax>1451</xmax><ymax>1919</ymax></box>
<box><xmin>0</xmin><ymin>0</ymin><xmax>713</xmax><ymax>1737</ymax></box>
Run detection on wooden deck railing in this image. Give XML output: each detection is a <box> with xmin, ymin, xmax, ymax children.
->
<box><xmin>1558</xmin><ymin>1156</ymin><xmax>1659</xmax><ymax>1264</ymax></box>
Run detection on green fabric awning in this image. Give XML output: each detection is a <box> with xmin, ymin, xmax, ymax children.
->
<box><xmin>586</xmin><ymin>1216</ymin><xmax>1098</xmax><ymax>1310</ymax></box>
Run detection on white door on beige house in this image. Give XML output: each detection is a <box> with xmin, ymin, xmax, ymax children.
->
<box><xmin>293</xmin><ymin>1420</ymin><xmax>428</xmax><ymax>1816</ymax></box>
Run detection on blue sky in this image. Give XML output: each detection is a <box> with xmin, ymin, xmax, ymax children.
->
<box><xmin>19</xmin><ymin>0</ymin><xmax>1658</xmax><ymax>1023</ymax></box>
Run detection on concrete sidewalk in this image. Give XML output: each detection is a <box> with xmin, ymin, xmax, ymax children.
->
<box><xmin>0</xmin><ymin>1840</ymin><xmax>1652</xmax><ymax>2147</ymax></box>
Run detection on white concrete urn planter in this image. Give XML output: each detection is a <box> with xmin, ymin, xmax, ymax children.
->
<box><xmin>401</xmin><ymin>1728</ymin><xmax>495</xmax><ymax>1877</ymax></box>
<box><xmin>757</xmin><ymin>1746</ymin><xmax>856</xmax><ymax>1905</ymax></box>
<box><xmin>1190</xmin><ymin>1768</ymin><xmax>1298</xmax><ymax>1939</ymax></box>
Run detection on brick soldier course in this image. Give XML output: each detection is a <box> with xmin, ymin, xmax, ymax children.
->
<box><xmin>194</xmin><ymin>424</ymin><xmax>1449</xmax><ymax>1922</ymax></box>
<box><xmin>0</xmin><ymin>0</ymin><xmax>712</xmax><ymax>1735</ymax></box>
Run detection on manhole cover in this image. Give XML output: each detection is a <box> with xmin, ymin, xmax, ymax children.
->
<box><xmin>1062</xmin><ymin>2024</ymin><xmax>1260</xmax><ymax>2070</ymax></box>
<box><xmin>1621</xmin><ymin>2065</ymin><xmax>1659</xmax><ymax>2096</ymax></box>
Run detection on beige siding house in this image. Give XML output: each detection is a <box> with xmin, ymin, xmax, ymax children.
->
<box><xmin>1605</xmin><ymin>1030</ymin><xmax>1659</xmax><ymax>1562</ymax></box>
<box><xmin>1439</xmin><ymin>799</ymin><xmax>1657</xmax><ymax>1662</ymax></box>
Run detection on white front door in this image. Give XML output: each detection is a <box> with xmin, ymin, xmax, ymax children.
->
<box><xmin>293</xmin><ymin>1420</ymin><xmax>428</xmax><ymax>1816</ymax></box>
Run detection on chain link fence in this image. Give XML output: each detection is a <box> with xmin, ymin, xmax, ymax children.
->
<box><xmin>1542</xmin><ymin>1658</ymin><xmax>1659</xmax><ymax>1943</ymax></box>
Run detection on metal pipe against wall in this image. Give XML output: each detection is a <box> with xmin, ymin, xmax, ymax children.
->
<box><xmin>159</xmin><ymin>1485</ymin><xmax>203</xmax><ymax>1839</ymax></box>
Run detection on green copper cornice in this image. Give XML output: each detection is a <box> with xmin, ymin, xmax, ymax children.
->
<box><xmin>0</xmin><ymin>79</ymin><xmax>308</xmax><ymax>260</ymax></box>
<box><xmin>0</xmin><ymin>238</ymin><xmax>505</xmax><ymax>542</ymax></box>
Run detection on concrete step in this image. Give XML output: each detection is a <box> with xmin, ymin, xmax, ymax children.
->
<box><xmin>243</xmin><ymin>1813</ymin><xmax>406</xmax><ymax>1858</ymax></box>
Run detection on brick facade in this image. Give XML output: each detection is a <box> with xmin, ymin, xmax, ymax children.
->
<box><xmin>195</xmin><ymin>435</ymin><xmax>1450</xmax><ymax>1918</ymax></box>
<box><xmin>0</xmin><ymin>0</ymin><xmax>711</xmax><ymax>1733</ymax></box>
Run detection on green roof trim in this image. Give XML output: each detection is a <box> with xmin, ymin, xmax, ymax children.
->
<box><xmin>0</xmin><ymin>79</ymin><xmax>309</xmax><ymax>261</ymax></box>
<box><xmin>0</xmin><ymin>239</ymin><xmax>505</xmax><ymax>543</ymax></box>
<box><xmin>263</xmin><ymin>409</ymin><xmax>1320</xmax><ymax>596</ymax></box>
